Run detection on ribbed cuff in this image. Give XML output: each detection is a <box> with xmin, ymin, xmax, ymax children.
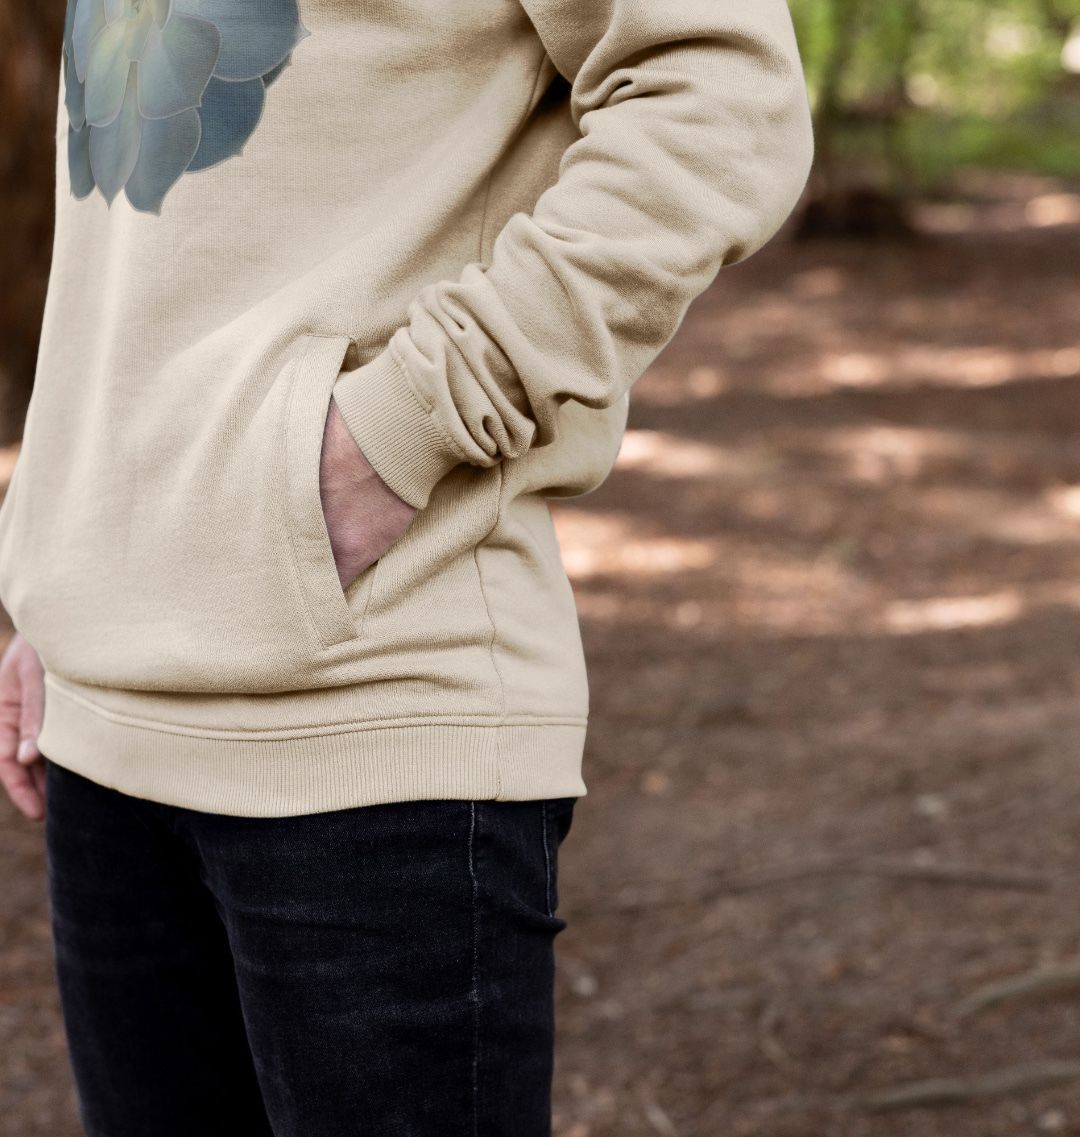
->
<box><xmin>331</xmin><ymin>344</ymin><xmax>465</xmax><ymax>509</ymax></box>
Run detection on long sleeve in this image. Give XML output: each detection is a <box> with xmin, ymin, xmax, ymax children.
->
<box><xmin>331</xmin><ymin>0</ymin><xmax>815</xmax><ymax>510</ymax></box>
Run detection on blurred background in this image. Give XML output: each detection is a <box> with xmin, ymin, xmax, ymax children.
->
<box><xmin>2</xmin><ymin>1</ymin><xmax>1080</xmax><ymax>1134</ymax></box>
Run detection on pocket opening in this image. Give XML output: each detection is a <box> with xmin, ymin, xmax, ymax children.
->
<box><xmin>282</xmin><ymin>333</ymin><xmax>380</xmax><ymax>650</ymax></box>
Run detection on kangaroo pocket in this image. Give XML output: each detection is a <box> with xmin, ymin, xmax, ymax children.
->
<box><xmin>0</xmin><ymin>333</ymin><xmax>380</xmax><ymax>693</ymax></box>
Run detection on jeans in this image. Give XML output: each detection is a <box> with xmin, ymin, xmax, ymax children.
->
<box><xmin>42</xmin><ymin>757</ymin><xmax>577</xmax><ymax>1137</ymax></box>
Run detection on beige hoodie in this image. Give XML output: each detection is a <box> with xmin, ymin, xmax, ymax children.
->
<box><xmin>0</xmin><ymin>0</ymin><xmax>814</xmax><ymax>815</ymax></box>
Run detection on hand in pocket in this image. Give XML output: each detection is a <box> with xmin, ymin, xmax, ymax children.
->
<box><xmin>319</xmin><ymin>397</ymin><xmax>418</xmax><ymax>589</ymax></box>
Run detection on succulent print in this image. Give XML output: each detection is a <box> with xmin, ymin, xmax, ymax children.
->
<box><xmin>62</xmin><ymin>0</ymin><xmax>309</xmax><ymax>214</ymax></box>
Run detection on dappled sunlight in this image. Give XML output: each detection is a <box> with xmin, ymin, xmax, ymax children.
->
<box><xmin>684</xmin><ymin>364</ymin><xmax>732</xmax><ymax>399</ymax></box>
<box><xmin>921</xmin><ymin>191</ymin><xmax>1080</xmax><ymax>234</ymax></box>
<box><xmin>1027</xmin><ymin>192</ymin><xmax>1080</xmax><ymax>228</ymax></box>
<box><xmin>884</xmin><ymin>582</ymin><xmax>1080</xmax><ymax>635</ymax></box>
<box><xmin>813</xmin><ymin>424</ymin><xmax>969</xmax><ymax>482</ymax></box>
<box><xmin>917</xmin><ymin>485</ymin><xmax>1080</xmax><ymax>546</ymax></box>
<box><xmin>559</xmin><ymin>166</ymin><xmax>1080</xmax><ymax>640</ymax></box>
<box><xmin>645</xmin><ymin>324</ymin><xmax>1080</xmax><ymax>406</ymax></box>
<box><xmin>884</xmin><ymin>590</ymin><xmax>1024</xmax><ymax>633</ymax></box>
<box><xmin>918</xmin><ymin>181</ymin><xmax>1080</xmax><ymax>235</ymax></box>
<box><xmin>558</xmin><ymin>480</ymin><xmax>1080</xmax><ymax>638</ymax></box>
<box><xmin>553</xmin><ymin>504</ymin><xmax>876</xmax><ymax>637</ymax></box>
<box><xmin>791</xmin><ymin>265</ymin><xmax>848</xmax><ymax>299</ymax></box>
<box><xmin>1048</xmin><ymin>484</ymin><xmax>1080</xmax><ymax>520</ymax></box>
<box><xmin>821</xmin><ymin>343</ymin><xmax>1080</xmax><ymax>390</ymax></box>
<box><xmin>614</xmin><ymin>428</ymin><xmax>747</xmax><ymax>480</ymax></box>
<box><xmin>633</xmin><ymin>175</ymin><xmax>1080</xmax><ymax>420</ymax></box>
<box><xmin>554</xmin><ymin>510</ymin><xmax>714</xmax><ymax>582</ymax></box>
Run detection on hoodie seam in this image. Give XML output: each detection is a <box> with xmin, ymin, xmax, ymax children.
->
<box><xmin>463</xmin><ymin>49</ymin><xmax>550</xmax><ymax>801</ymax></box>
<box><xmin>472</xmin><ymin>462</ymin><xmax>508</xmax><ymax>797</ymax></box>
<box><xmin>42</xmin><ymin>675</ymin><xmax>584</xmax><ymax>739</ymax></box>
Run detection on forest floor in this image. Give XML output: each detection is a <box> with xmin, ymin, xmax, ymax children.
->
<box><xmin>2</xmin><ymin>169</ymin><xmax>1080</xmax><ymax>1136</ymax></box>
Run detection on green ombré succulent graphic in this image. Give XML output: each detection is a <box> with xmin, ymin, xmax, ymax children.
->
<box><xmin>62</xmin><ymin>0</ymin><xmax>309</xmax><ymax>214</ymax></box>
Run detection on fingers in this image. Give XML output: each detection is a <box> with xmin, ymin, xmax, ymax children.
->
<box><xmin>0</xmin><ymin>634</ymin><xmax>45</xmax><ymax>822</ymax></box>
<box><xmin>16</xmin><ymin>648</ymin><xmax>45</xmax><ymax>768</ymax></box>
<box><xmin>0</xmin><ymin>748</ymin><xmax>44</xmax><ymax>821</ymax></box>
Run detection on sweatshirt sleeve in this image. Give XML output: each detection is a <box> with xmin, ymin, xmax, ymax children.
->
<box><xmin>331</xmin><ymin>0</ymin><xmax>814</xmax><ymax>510</ymax></box>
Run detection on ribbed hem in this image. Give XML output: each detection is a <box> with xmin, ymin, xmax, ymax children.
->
<box><xmin>331</xmin><ymin>344</ymin><xmax>466</xmax><ymax>510</ymax></box>
<box><xmin>37</xmin><ymin>675</ymin><xmax>588</xmax><ymax>817</ymax></box>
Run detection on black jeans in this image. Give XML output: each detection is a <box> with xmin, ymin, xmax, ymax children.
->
<box><xmin>42</xmin><ymin>757</ymin><xmax>576</xmax><ymax>1137</ymax></box>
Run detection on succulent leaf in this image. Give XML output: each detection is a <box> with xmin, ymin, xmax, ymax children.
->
<box><xmin>64</xmin><ymin>0</ymin><xmax>304</xmax><ymax>210</ymax></box>
<box><xmin>68</xmin><ymin>125</ymin><xmax>96</xmax><ymax>198</ymax></box>
<box><xmin>174</xmin><ymin>0</ymin><xmax>306</xmax><ymax>82</ymax></box>
<box><xmin>187</xmin><ymin>76</ymin><xmax>265</xmax><ymax>171</ymax></box>
<box><xmin>72</xmin><ymin>0</ymin><xmax>108</xmax><ymax>83</ymax></box>
<box><xmin>84</xmin><ymin>19</ymin><xmax>133</xmax><ymax>127</ymax></box>
<box><xmin>123</xmin><ymin>8</ymin><xmax>155</xmax><ymax>61</ymax></box>
<box><xmin>63</xmin><ymin>0</ymin><xmax>78</xmax><ymax>57</ymax></box>
<box><xmin>260</xmin><ymin>52</ymin><xmax>291</xmax><ymax>88</ymax></box>
<box><xmin>136</xmin><ymin>14</ymin><xmax>220</xmax><ymax>120</ymax></box>
<box><xmin>125</xmin><ymin>106</ymin><xmax>201</xmax><ymax>213</ymax></box>
<box><xmin>64</xmin><ymin>50</ymin><xmax>87</xmax><ymax>130</ymax></box>
<box><xmin>88</xmin><ymin>65</ymin><xmax>142</xmax><ymax>203</ymax></box>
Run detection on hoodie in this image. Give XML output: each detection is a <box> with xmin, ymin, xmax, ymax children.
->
<box><xmin>0</xmin><ymin>0</ymin><xmax>814</xmax><ymax>815</ymax></box>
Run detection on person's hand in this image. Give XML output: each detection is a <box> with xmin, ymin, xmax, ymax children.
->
<box><xmin>0</xmin><ymin>632</ymin><xmax>46</xmax><ymax>822</ymax></box>
<box><xmin>320</xmin><ymin>396</ymin><xmax>418</xmax><ymax>589</ymax></box>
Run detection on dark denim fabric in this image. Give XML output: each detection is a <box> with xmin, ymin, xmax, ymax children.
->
<box><xmin>42</xmin><ymin>757</ymin><xmax>576</xmax><ymax>1137</ymax></box>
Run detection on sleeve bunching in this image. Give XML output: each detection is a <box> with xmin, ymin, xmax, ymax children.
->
<box><xmin>331</xmin><ymin>0</ymin><xmax>815</xmax><ymax>509</ymax></box>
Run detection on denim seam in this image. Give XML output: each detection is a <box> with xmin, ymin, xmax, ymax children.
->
<box><xmin>541</xmin><ymin>801</ymin><xmax>554</xmax><ymax>918</ymax></box>
<box><xmin>468</xmin><ymin>801</ymin><xmax>482</xmax><ymax>1137</ymax></box>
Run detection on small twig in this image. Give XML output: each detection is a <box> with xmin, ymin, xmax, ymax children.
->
<box><xmin>642</xmin><ymin>1101</ymin><xmax>677</xmax><ymax>1137</ymax></box>
<box><xmin>604</xmin><ymin>856</ymin><xmax>1052</xmax><ymax>912</ymax></box>
<box><xmin>853</xmin><ymin>1061</ymin><xmax>1080</xmax><ymax>1113</ymax></box>
<box><xmin>861</xmin><ymin>859</ymin><xmax>1051</xmax><ymax>891</ymax></box>
<box><xmin>953</xmin><ymin>958</ymin><xmax>1080</xmax><ymax>1020</ymax></box>
<box><xmin>757</xmin><ymin>996</ymin><xmax>799</xmax><ymax>1073</ymax></box>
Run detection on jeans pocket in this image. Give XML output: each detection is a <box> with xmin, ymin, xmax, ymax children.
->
<box><xmin>541</xmin><ymin>797</ymin><xmax>577</xmax><ymax>921</ymax></box>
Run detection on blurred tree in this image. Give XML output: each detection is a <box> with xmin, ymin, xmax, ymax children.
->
<box><xmin>790</xmin><ymin>0</ymin><xmax>1080</xmax><ymax>237</ymax></box>
<box><xmin>1037</xmin><ymin>0</ymin><xmax>1074</xmax><ymax>43</ymax></box>
<box><xmin>0</xmin><ymin>2</ymin><xmax>64</xmax><ymax>445</ymax></box>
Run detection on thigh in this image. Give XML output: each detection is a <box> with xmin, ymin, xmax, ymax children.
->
<box><xmin>43</xmin><ymin>758</ymin><xmax>273</xmax><ymax>1137</ymax></box>
<box><xmin>473</xmin><ymin>795</ymin><xmax>577</xmax><ymax>1135</ymax></box>
<box><xmin>191</xmin><ymin>794</ymin><xmax>577</xmax><ymax>1137</ymax></box>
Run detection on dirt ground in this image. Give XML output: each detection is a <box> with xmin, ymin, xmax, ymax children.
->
<box><xmin>3</xmin><ymin>170</ymin><xmax>1080</xmax><ymax>1136</ymax></box>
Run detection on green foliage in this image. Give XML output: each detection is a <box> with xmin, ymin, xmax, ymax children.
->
<box><xmin>789</xmin><ymin>0</ymin><xmax>1079</xmax><ymax>187</ymax></box>
<box><xmin>791</xmin><ymin>0</ymin><xmax>1073</xmax><ymax>118</ymax></box>
<box><xmin>834</xmin><ymin>113</ymin><xmax>1080</xmax><ymax>189</ymax></box>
